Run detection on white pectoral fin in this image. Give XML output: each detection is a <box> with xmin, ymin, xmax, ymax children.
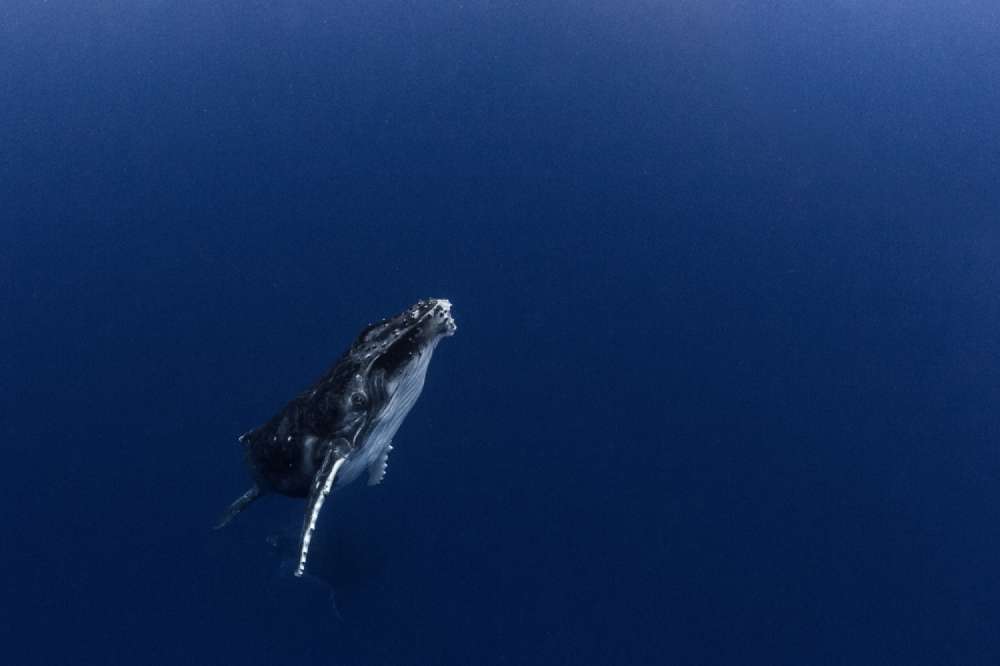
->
<box><xmin>295</xmin><ymin>452</ymin><xmax>347</xmax><ymax>577</ymax></box>
<box><xmin>367</xmin><ymin>444</ymin><xmax>393</xmax><ymax>486</ymax></box>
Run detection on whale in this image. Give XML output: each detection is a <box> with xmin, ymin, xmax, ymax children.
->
<box><xmin>216</xmin><ymin>298</ymin><xmax>457</xmax><ymax>576</ymax></box>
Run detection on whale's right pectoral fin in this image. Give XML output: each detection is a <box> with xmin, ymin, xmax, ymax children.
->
<box><xmin>214</xmin><ymin>485</ymin><xmax>262</xmax><ymax>530</ymax></box>
<box><xmin>295</xmin><ymin>447</ymin><xmax>348</xmax><ymax>577</ymax></box>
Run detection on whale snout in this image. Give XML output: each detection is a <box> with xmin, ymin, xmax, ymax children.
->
<box><xmin>426</xmin><ymin>298</ymin><xmax>457</xmax><ymax>337</ymax></box>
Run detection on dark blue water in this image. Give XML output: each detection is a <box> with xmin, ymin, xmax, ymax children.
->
<box><xmin>3</xmin><ymin>2</ymin><xmax>999</xmax><ymax>664</ymax></box>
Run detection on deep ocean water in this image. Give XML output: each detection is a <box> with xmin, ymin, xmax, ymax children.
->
<box><xmin>2</xmin><ymin>2</ymin><xmax>999</xmax><ymax>664</ymax></box>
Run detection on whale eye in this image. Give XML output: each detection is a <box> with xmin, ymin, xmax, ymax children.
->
<box><xmin>351</xmin><ymin>392</ymin><xmax>368</xmax><ymax>409</ymax></box>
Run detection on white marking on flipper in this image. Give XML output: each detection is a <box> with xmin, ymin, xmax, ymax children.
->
<box><xmin>367</xmin><ymin>444</ymin><xmax>392</xmax><ymax>486</ymax></box>
<box><xmin>295</xmin><ymin>456</ymin><xmax>346</xmax><ymax>577</ymax></box>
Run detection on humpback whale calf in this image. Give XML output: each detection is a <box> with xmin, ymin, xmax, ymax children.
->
<box><xmin>216</xmin><ymin>298</ymin><xmax>457</xmax><ymax>576</ymax></box>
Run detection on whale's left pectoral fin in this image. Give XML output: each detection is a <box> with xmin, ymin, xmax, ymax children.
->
<box><xmin>214</xmin><ymin>485</ymin><xmax>262</xmax><ymax>530</ymax></box>
<box><xmin>295</xmin><ymin>448</ymin><xmax>348</xmax><ymax>577</ymax></box>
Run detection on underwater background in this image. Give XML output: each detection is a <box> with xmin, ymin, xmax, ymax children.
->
<box><xmin>2</xmin><ymin>1</ymin><xmax>999</xmax><ymax>664</ymax></box>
